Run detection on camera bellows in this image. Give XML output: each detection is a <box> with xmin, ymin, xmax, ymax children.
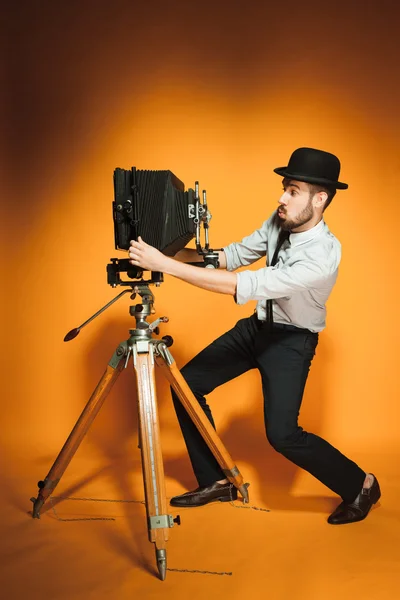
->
<box><xmin>113</xmin><ymin>167</ymin><xmax>195</xmax><ymax>256</ymax></box>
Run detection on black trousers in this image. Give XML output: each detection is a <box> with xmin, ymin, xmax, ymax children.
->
<box><xmin>171</xmin><ymin>313</ymin><xmax>365</xmax><ymax>503</ymax></box>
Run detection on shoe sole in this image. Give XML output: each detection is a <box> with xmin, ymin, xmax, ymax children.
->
<box><xmin>170</xmin><ymin>495</ymin><xmax>236</xmax><ymax>508</ymax></box>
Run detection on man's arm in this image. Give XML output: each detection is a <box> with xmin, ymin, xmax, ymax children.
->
<box><xmin>223</xmin><ymin>214</ymin><xmax>275</xmax><ymax>271</ymax></box>
<box><xmin>164</xmin><ymin>256</ymin><xmax>236</xmax><ymax>294</ymax></box>
<box><xmin>129</xmin><ymin>237</ymin><xmax>236</xmax><ymax>295</ymax></box>
<box><xmin>235</xmin><ymin>256</ymin><xmax>339</xmax><ymax>304</ymax></box>
<box><xmin>174</xmin><ymin>212</ymin><xmax>276</xmax><ymax>271</ymax></box>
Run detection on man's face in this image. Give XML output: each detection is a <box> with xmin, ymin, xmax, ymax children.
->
<box><xmin>277</xmin><ymin>179</ymin><xmax>315</xmax><ymax>231</ymax></box>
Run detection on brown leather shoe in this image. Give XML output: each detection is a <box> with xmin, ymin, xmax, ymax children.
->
<box><xmin>170</xmin><ymin>481</ymin><xmax>237</xmax><ymax>507</ymax></box>
<box><xmin>327</xmin><ymin>474</ymin><xmax>381</xmax><ymax>525</ymax></box>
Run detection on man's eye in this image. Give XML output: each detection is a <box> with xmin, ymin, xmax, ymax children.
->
<box><xmin>291</xmin><ymin>190</ymin><xmax>297</xmax><ymax>196</ymax></box>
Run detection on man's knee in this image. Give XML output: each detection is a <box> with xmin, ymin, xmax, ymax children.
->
<box><xmin>266</xmin><ymin>425</ymin><xmax>304</xmax><ymax>454</ymax></box>
<box><xmin>176</xmin><ymin>364</ymin><xmax>211</xmax><ymax>398</ymax></box>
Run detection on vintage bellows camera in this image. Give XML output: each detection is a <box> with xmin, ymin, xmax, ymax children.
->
<box><xmin>113</xmin><ymin>167</ymin><xmax>196</xmax><ymax>255</ymax></box>
<box><xmin>108</xmin><ymin>167</ymin><xmax>220</xmax><ymax>286</ymax></box>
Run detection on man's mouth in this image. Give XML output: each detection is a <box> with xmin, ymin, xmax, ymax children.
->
<box><xmin>278</xmin><ymin>208</ymin><xmax>286</xmax><ymax>216</ymax></box>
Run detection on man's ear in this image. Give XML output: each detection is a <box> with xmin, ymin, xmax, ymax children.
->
<box><xmin>314</xmin><ymin>191</ymin><xmax>328</xmax><ymax>208</ymax></box>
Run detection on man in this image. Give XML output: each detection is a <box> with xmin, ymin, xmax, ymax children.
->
<box><xmin>128</xmin><ymin>147</ymin><xmax>380</xmax><ymax>524</ymax></box>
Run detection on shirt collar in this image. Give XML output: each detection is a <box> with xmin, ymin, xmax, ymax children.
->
<box><xmin>288</xmin><ymin>219</ymin><xmax>326</xmax><ymax>247</ymax></box>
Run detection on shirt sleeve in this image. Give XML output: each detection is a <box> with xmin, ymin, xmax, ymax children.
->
<box><xmin>223</xmin><ymin>214</ymin><xmax>275</xmax><ymax>271</ymax></box>
<box><xmin>235</xmin><ymin>256</ymin><xmax>338</xmax><ymax>305</ymax></box>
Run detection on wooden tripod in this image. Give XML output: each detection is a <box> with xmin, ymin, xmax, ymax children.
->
<box><xmin>30</xmin><ymin>284</ymin><xmax>249</xmax><ymax>580</ymax></box>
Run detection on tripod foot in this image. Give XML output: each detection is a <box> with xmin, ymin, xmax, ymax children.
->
<box><xmin>238</xmin><ymin>482</ymin><xmax>250</xmax><ymax>504</ymax></box>
<box><xmin>155</xmin><ymin>548</ymin><xmax>167</xmax><ymax>581</ymax></box>
<box><xmin>30</xmin><ymin>496</ymin><xmax>44</xmax><ymax>519</ymax></box>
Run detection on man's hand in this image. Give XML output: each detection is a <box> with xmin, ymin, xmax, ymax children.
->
<box><xmin>129</xmin><ymin>237</ymin><xmax>167</xmax><ymax>272</ymax></box>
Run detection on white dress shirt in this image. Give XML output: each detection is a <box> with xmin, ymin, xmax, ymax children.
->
<box><xmin>223</xmin><ymin>212</ymin><xmax>341</xmax><ymax>332</ymax></box>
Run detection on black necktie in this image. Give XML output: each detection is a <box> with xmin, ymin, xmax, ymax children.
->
<box><xmin>266</xmin><ymin>229</ymin><xmax>290</xmax><ymax>328</ymax></box>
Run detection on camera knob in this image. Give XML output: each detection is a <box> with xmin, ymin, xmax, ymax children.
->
<box><xmin>161</xmin><ymin>335</ymin><xmax>173</xmax><ymax>347</ymax></box>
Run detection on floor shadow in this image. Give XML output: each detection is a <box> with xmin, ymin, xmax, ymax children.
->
<box><xmin>30</xmin><ymin>463</ymin><xmax>114</xmax><ymax>517</ymax></box>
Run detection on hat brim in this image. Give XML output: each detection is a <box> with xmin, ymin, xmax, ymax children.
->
<box><xmin>274</xmin><ymin>167</ymin><xmax>348</xmax><ymax>190</ymax></box>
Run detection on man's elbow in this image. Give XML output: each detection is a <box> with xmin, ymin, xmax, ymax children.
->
<box><xmin>224</xmin><ymin>272</ymin><xmax>237</xmax><ymax>296</ymax></box>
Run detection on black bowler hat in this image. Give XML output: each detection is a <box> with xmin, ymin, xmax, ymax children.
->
<box><xmin>274</xmin><ymin>147</ymin><xmax>348</xmax><ymax>190</ymax></box>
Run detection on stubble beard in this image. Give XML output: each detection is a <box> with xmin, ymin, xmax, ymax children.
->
<box><xmin>278</xmin><ymin>196</ymin><xmax>314</xmax><ymax>231</ymax></box>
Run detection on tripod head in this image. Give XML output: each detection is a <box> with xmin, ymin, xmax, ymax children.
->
<box><xmin>107</xmin><ymin>260</ymin><xmax>165</xmax><ymax>288</ymax></box>
<box><xmin>64</xmin><ymin>280</ymin><xmax>171</xmax><ymax>343</ymax></box>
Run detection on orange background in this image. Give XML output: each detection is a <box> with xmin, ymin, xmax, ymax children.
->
<box><xmin>2</xmin><ymin>1</ymin><xmax>400</xmax><ymax>599</ymax></box>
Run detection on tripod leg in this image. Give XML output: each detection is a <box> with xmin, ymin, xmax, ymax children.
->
<box><xmin>132</xmin><ymin>344</ymin><xmax>173</xmax><ymax>581</ymax></box>
<box><xmin>154</xmin><ymin>347</ymin><xmax>250</xmax><ymax>503</ymax></box>
<box><xmin>30</xmin><ymin>343</ymin><xmax>128</xmax><ymax>518</ymax></box>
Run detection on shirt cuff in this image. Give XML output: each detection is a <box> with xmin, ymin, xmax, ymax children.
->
<box><xmin>235</xmin><ymin>270</ymin><xmax>257</xmax><ymax>305</ymax></box>
<box><xmin>223</xmin><ymin>244</ymin><xmax>238</xmax><ymax>271</ymax></box>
